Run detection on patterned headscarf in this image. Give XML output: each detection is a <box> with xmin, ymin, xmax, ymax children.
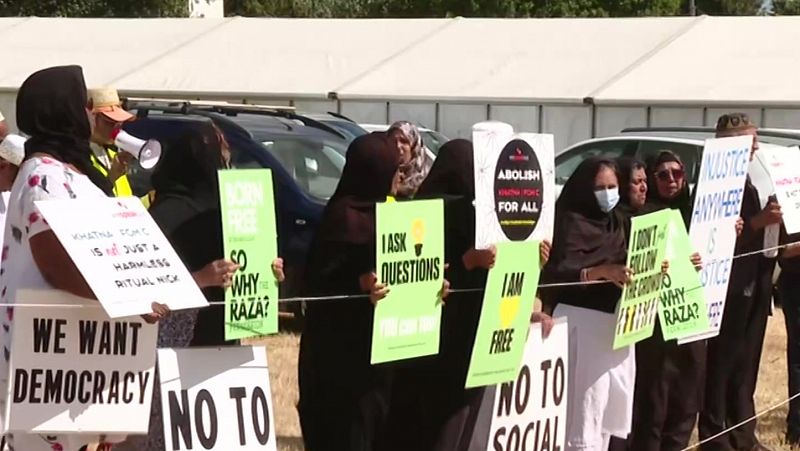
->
<box><xmin>389</xmin><ymin>121</ymin><xmax>433</xmax><ymax>198</ymax></box>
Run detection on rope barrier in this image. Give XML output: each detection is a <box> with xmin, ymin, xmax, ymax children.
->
<box><xmin>0</xmin><ymin>241</ymin><xmax>794</xmax><ymax>308</ymax></box>
<box><xmin>680</xmin><ymin>391</ymin><xmax>800</xmax><ymax>450</ymax></box>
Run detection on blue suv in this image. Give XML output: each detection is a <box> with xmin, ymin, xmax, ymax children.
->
<box><xmin>122</xmin><ymin>101</ymin><xmax>351</xmax><ymax>315</ymax></box>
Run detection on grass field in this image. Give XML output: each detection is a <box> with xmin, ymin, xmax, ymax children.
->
<box><xmin>256</xmin><ymin>309</ymin><xmax>795</xmax><ymax>451</ymax></box>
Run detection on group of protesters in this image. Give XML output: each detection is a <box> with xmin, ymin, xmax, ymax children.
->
<box><xmin>0</xmin><ymin>63</ymin><xmax>796</xmax><ymax>451</ymax></box>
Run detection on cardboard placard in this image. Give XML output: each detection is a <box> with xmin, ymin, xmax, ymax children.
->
<box><xmin>35</xmin><ymin>196</ymin><xmax>208</xmax><ymax>318</ymax></box>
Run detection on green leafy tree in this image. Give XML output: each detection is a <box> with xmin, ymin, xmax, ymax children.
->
<box><xmin>773</xmin><ymin>0</ymin><xmax>800</xmax><ymax>14</ymax></box>
<box><xmin>0</xmin><ymin>0</ymin><xmax>187</xmax><ymax>17</ymax></box>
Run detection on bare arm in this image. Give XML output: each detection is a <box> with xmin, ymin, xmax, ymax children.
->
<box><xmin>30</xmin><ymin>230</ymin><xmax>95</xmax><ymax>299</ymax></box>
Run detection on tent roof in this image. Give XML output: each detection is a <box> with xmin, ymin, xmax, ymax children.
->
<box><xmin>0</xmin><ymin>16</ymin><xmax>797</xmax><ymax>106</ymax></box>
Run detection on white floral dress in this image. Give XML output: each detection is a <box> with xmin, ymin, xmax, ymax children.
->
<box><xmin>0</xmin><ymin>156</ymin><xmax>123</xmax><ymax>451</ymax></box>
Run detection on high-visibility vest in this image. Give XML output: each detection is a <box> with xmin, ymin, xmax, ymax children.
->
<box><xmin>90</xmin><ymin>145</ymin><xmax>154</xmax><ymax>207</ymax></box>
<box><xmin>90</xmin><ymin>146</ymin><xmax>133</xmax><ymax>197</ymax></box>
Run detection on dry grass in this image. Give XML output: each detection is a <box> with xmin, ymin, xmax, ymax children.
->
<box><xmin>252</xmin><ymin>310</ymin><xmax>795</xmax><ymax>451</ymax></box>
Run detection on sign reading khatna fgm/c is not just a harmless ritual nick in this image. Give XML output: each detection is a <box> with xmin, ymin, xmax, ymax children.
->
<box><xmin>466</xmin><ymin>241</ymin><xmax>541</xmax><ymax>388</ymax></box>
<box><xmin>613</xmin><ymin>209</ymin><xmax>670</xmax><ymax>349</ymax></box>
<box><xmin>372</xmin><ymin>199</ymin><xmax>444</xmax><ymax>364</ymax></box>
<box><xmin>218</xmin><ymin>169</ymin><xmax>279</xmax><ymax>340</ymax></box>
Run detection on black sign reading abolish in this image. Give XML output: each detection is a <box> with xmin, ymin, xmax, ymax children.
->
<box><xmin>494</xmin><ymin>139</ymin><xmax>544</xmax><ymax>241</ymax></box>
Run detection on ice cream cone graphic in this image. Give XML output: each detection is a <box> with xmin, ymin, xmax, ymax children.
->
<box><xmin>499</xmin><ymin>296</ymin><xmax>521</xmax><ymax>329</ymax></box>
<box><xmin>411</xmin><ymin>218</ymin><xmax>425</xmax><ymax>257</ymax></box>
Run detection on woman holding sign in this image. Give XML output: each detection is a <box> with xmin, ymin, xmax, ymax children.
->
<box><xmin>0</xmin><ymin>66</ymin><xmax>168</xmax><ymax>451</ymax></box>
<box><xmin>298</xmin><ymin>132</ymin><xmax>402</xmax><ymax>451</ymax></box>
<box><xmin>540</xmin><ymin>157</ymin><xmax>634</xmax><ymax>451</ymax></box>
<box><xmin>628</xmin><ymin>151</ymin><xmax>704</xmax><ymax>451</ymax></box>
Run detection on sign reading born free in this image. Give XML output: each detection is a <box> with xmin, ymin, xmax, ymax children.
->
<box><xmin>36</xmin><ymin>197</ymin><xmax>208</xmax><ymax>318</ymax></box>
<box><xmin>473</xmin><ymin>121</ymin><xmax>555</xmax><ymax>249</ymax></box>
<box><xmin>372</xmin><ymin>199</ymin><xmax>444</xmax><ymax>364</ymax></box>
<box><xmin>613</xmin><ymin>209</ymin><xmax>670</xmax><ymax>349</ymax></box>
<box><xmin>218</xmin><ymin>169</ymin><xmax>279</xmax><ymax>340</ymax></box>
<box><xmin>6</xmin><ymin>289</ymin><xmax>157</xmax><ymax>434</ymax></box>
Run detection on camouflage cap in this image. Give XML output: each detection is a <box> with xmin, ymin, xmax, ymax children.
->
<box><xmin>715</xmin><ymin>112</ymin><xmax>756</xmax><ymax>134</ymax></box>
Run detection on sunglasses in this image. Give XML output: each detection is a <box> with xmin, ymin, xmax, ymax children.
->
<box><xmin>656</xmin><ymin>168</ymin><xmax>685</xmax><ymax>181</ymax></box>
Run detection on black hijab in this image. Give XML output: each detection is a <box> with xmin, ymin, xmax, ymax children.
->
<box><xmin>541</xmin><ymin>157</ymin><xmax>627</xmax><ymax>311</ymax></box>
<box><xmin>417</xmin><ymin>139</ymin><xmax>474</xmax><ymax>199</ymax></box>
<box><xmin>16</xmin><ymin>65</ymin><xmax>113</xmax><ymax>195</ymax></box>
<box><xmin>644</xmin><ymin>150</ymin><xmax>692</xmax><ymax>224</ymax></box>
<box><xmin>150</xmin><ymin>121</ymin><xmax>223</xmax><ymax>214</ymax></box>
<box><xmin>315</xmin><ymin>132</ymin><xmax>400</xmax><ymax>244</ymax></box>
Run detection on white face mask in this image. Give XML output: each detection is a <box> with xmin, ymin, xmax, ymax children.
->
<box><xmin>594</xmin><ymin>187</ymin><xmax>620</xmax><ymax>213</ymax></box>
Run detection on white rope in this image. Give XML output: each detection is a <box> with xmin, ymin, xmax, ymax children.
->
<box><xmin>680</xmin><ymin>391</ymin><xmax>800</xmax><ymax>450</ymax></box>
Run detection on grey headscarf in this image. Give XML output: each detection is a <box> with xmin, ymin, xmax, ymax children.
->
<box><xmin>389</xmin><ymin>121</ymin><xmax>433</xmax><ymax>198</ymax></box>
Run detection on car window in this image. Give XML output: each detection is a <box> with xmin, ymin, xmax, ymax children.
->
<box><xmin>261</xmin><ymin>138</ymin><xmax>345</xmax><ymax>201</ymax></box>
<box><xmin>555</xmin><ymin>140</ymin><xmax>635</xmax><ymax>184</ymax></box>
<box><xmin>422</xmin><ymin>131</ymin><xmax>448</xmax><ymax>156</ymax></box>
<box><xmin>635</xmin><ymin>141</ymin><xmax>703</xmax><ymax>185</ymax></box>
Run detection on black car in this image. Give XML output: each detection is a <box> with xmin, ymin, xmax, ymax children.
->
<box><xmin>122</xmin><ymin>101</ymin><xmax>350</xmax><ymax>309</ymax></box>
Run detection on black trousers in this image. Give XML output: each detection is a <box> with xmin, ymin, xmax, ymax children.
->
<box><xmin>630</xmin><ymin>325</ymin><xmax>706</xmax><ymax>451</ymax></box>
<box><xmin>698</xmin><ymin>291</ymin><xmax>770</xmax><ymax>451</ymax></box>
<box><xmin>779</xmin><ymin>273</ymin><xmax>800</xmax><ymax>440</ymax></box>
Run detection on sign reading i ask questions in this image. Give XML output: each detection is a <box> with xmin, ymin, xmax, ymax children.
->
<box><xmin>5</xmin><ymin>289</ymin><xmax>157</xmax><ymax>434</ymax></box>
<box><xmin>35</xmin><ymin>196</ymin><xmax>208</xmax><ymax>318</ymax></box>
<box><xmin>158</xmin><ymin>346</ymin><xmax>277</xmax><ymax>451</ymax></box>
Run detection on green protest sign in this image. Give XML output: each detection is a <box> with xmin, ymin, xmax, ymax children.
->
<box><xmin>657</xmin><ymin>210</ymin><xmax>709</xmax><ymax>341</ymax></box>
<box><xmin>613</xmin><ymin>209</ymin><xmax>670</xmax><ymax>349</ymax></box>
<box><xmin>218</xmin><ymin>169</ymin><xmax>279</xmax><ymax>340</ymax></box>
<box><xmin>465</xmin><ymin>241</ymin><xmax>541</xmax><ymax>388</ymax></box>
<box><xmin>372</xmin><ymin>199</ymin><xmax>445</xmax><ymax>364</ymax></box>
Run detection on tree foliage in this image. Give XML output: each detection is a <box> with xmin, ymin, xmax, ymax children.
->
<box><xmin>0</xmin><ymin>0</ymin><xmax>783</xmax><ymax>19</ymax></box>
<box><xmin>0</xmin><ymin>0</ymin><xmax>187</xmax><ymax>17</ymax></box>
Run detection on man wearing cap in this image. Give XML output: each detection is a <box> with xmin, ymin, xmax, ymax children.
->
<box><xmin>699</xmin><ymin>113</ymin><xmax>781</xmax><ymax>451</ymax></box>
<box><xmin>87</xmin><ymin>87</ymin><xmax>137</xmax><ymax>199</ymax></box>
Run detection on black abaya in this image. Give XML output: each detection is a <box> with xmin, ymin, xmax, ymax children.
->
<box><xmin>628</xmin><ymin>151</ymin><xmax>706</xmax><ymax>451</ymax></box>
<box><xmin>298</xmin><ymin>133</ymin><xmax>400</xmax><ymax>451</ymax></box>
<box><xmin>699</xmin><ymin>178</ymin><xmax>772</xmax><ymax>451</ymax></box>
<box><xmin>381</xmin><ymin>139</ymin><xmax>487</xmax><ymax>451</ymax></box>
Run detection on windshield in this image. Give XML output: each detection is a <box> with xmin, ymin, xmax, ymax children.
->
<box><xmin>258</xmin><ymin>136</ymin><xmax>346</xmax><ymax>201</ymax></box>
<box><xmin>422</xmin><ymin>130</ymin><xmax>448</xmax><ymax>155</ymax></box>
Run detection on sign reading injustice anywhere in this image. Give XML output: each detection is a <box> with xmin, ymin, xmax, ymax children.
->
<box><xmin>5</xmin><ymin>289</ymin><xmax>157</xmax><ymax>434</ymax></box>
<box><xmin>473</xmin><ymin>122</ymin><xmax>555</xmax><ymax>249</ymax></box>
<box><xmin>158</xmin><ymin>346</ymin><xmax>277</xmax><ymax>451</ymax></box>
<box><xmin>680</xmin><ymin>135</ymin><xmax>752</xmax><ymax>344</ymax></box>
<box><xmin>486</xmin><ymin>320</ymin><xmax>568</xmax><ymax>451</ymax></box>
<box><xmin>466</xmin><ymin>241</ymin><xmax>541</xmax><ymax>388</ymax></box>
<box><xmin>613</xmin><ymin>209</ymin><xmax>670</xmax><ymax>349</ymax></box>
<box><xmin>372</xmin><ymin>199</ymin><xmax>444</xmax><ymax>364</ymax></box>
<box><xmin>219</xmin><ymin>169</ymin><xmax>279</xmax><ymax>340</ymax></box>
<box><xmin>35</xmin><ymin>196</ymin><xmax>208</xmax><ymax>318</ymax></box>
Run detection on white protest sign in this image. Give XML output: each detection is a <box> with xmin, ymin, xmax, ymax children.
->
<box><xmin>487</xmin><ymin>320</ymin><xmax>567</xmax><ymax>451</ymax></box>
<box><xmin>158</xmin><ymin>346</ymin><xmax>277</xmax><ymax>451</ymax></box>
<box><xmin>756</xmin><ymin>146</ymin><xmax>800</xmax><ymax>234</ymax></box>
<box><xmin>35</xmin><ymin>196</ymin><xmax>208</xmax><ymax>318</ymax></box>
<box><xmin>5</xmin><ymin>289</ymin><xmax>157</xmax><ymax>434</ymax></box>
<box><xmin>680</xmin><ymin>136</ymin><xmax>752</xmax><ymax>344</ymax></box>
<box><xmin>473</xmin><ymin>121</ymin><xmax>555</xmax><ymax>249</ymax></box>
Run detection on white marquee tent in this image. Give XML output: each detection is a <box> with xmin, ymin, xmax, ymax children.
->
<box><xmin>0</xmin><ymin>15</ymin><xmax>799</xmax><ymax>150</ymax></box>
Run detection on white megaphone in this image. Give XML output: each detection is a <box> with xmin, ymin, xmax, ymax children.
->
<box><xmin>112</xmin><ymin>129</ymin><xmax>162</xmax><ymax>170</ymax></box>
